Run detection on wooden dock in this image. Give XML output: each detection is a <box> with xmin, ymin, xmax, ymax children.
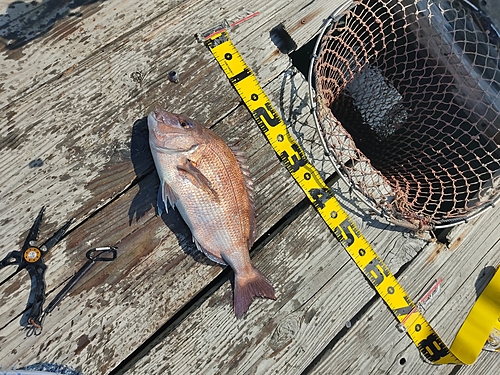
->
<box><xmin>0</xmin><ymin>0</ymin><xmax>499</xmax><ymax>374</ymax></box>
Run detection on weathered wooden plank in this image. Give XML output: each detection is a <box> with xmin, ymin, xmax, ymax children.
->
<box><xmin>281</xmin><ymin>0</ymin><xmax>354</xmax><ymax>50</ymax></box>
<box><xmin>0</xmin><ymin>0</ymin><xmax>343</xmax><ymax>108</ymax></box>
<box><xmin>458</xmin><ymin>350</ymin><xmax>500</xmax><ymax>375</ymax></box>
<box><xmin>308</xmin><ymin>204</ymin><xmax>500</xmax><ymax>374</ymax></box>
<box><xmin>119</xmin><ymin>176</ymin><xmax>426</xmax><ymax>375</ymax></box>
<box><xmin>0</xmin><ymin>66</ymin><xmax>340</xmax><ymax>373</ymax></box>
<box><xmin>0</xmin><ymin>0</ymin><xmax>206</xmax><ymax>105</ymax></box>
<box><xmin>0</xmin><ymin>173</ymin><xmax>163</xmax><ymax>369</ymax></box>
<box><xmin>0</xmin><ymin>0</ymin><xmax>344</xmax><ymax>259</ymax></box>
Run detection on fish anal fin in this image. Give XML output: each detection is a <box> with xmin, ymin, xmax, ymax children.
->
<box><xmin>193</xmin><ymin>238</ymin><xmax>226</xmax><ymax>265</ymax></box>
<box><xmin>177</xmin><ymin>160</ymin><xmax>218</xmax><ymax>199</ymax></box>
<box><xmin>233</xmin><ymin>266</ymin><xmax>276</xmax><ymax>319</ymax></box>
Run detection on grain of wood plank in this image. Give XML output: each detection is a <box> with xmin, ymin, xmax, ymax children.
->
<box><xmin>281</xmin><ymin>0</ymin><xmax>355</xmax><ymax>49</ymax></box>
<box><xmin>0</xmin><ymin>0</ymin><xmax>343</xmax><ymax>260</ymax></box>
<box><xmin>0</xmin><ymin>0</ymin><xmax>343</xmax><ymax>108</ymax></box>
<box><xmin>120</xmin><ymin>179</ymin><xmax>425</xmax><ymax>375</ymax></box>
<box><xmin>0</xmin><ymin>0</ymin><xmax>184</xmax><ymax>105</ymax></box>
<box><xmin>0</xmin><ymin>68</ymin><xmax>340</xmax><ymax>374</ymax></box>
<box><xmin>308</xmin><ymin>205</ymin><xmax>500</xmax><ymax>374</ymax></box>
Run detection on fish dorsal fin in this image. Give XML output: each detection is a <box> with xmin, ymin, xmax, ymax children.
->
<box><xmin>230</xmin><ymin>145</ymin><xmax>256</xmax><ymax>248</ymax></box>
<box><xmin>177</xmin><ymin>159</ymin><xmax>218</xmax><ymax>200</ymax></box>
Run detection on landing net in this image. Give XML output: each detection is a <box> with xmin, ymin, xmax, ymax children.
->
<box><xmin>310</xmin><ymin>0</ymin><xmax>500</xmax><ymax>230</ymax></box>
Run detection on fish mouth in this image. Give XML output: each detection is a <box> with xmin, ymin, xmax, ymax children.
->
<box><xmin>147</xmin><ymin>111</ymin><xmax>186</xmax><ymax>136</ymax></box>
<box><xmin>147</xmin><ymin>112</ymin><xmax>158</xmax><ymax>129</ymax></box>
<box><xmin>148</xmin><ymin>110</ymin><xmax>200</xmax><ymax>154</ymax></box>
<box><xmin>148</xmin><ymin>110</ymin><xmax>181</xmax><ymax>129</ymax></box>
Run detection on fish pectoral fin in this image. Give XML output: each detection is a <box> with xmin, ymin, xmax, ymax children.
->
<box><xmin>177</xmin><ymin>160</ymin><xmax>218</xmax><ymax>199</ymax></box>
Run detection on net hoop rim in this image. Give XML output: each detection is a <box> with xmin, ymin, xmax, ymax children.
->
<box><xmin>306</xmin><ymin>1</ymin><xmax>500</xmax><ymax>231</ymax></box>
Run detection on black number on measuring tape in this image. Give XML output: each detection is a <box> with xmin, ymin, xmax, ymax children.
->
<box><xmin>309</xmin><ymin>187</ymin><xmax>333</xmax><ymax>209</ymax></box>
<box><xmin>418</xmin><ymin>333</ymin><xmax>450</xmax><ymax>361</ymax></box>
<box><xmin>364</xmin><ymin>258</ymin><xmax>391</xmax><ymax>287</ymax></box>
<box><xmin>333</xmin><ymin>218</ymin><xmax>358</xmax><ymax>246</ymax></box>
<box><xmin>281</xmin><ymin>144</ymin><xmax>307</xmax><ymax>173</ymax></box>
<box><xmin>253</xmin><ymin>103</ymin><xmax>281</xmax><ymax>131</ymax></box>
<box><xmin>393</xmin><ymin>295</ymin><xmax>414</xmax><ymax>316</ymax></box>
<box><xmin>230</xmin><ymin>68</ymin><xmax>252</xmax><ymax>84</ymax></box>
<box><xmin>205</xmin><ymin>32</ymin><xmax>229</xmax><ymax>48</ymax></box>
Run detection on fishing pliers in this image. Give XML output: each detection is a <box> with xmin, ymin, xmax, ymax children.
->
<box><xmin>0</xmin><ymin>207</ymin><xmax>72</xmax><ymax>328</ymax></box>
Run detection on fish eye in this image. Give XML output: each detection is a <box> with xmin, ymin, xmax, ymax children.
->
<box><xmin>180</xmin><ymin>120</ymin><xmax>191</xmax><ymax>128</ymax></box>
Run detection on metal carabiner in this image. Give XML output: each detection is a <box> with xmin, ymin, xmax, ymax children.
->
<box><xmin>86</xmin><ymin>246</ymin><xmax>118</xmax><ymax>262</ymax></box>
<box><xmin>29</xmin><ymin>246</ymin><xmax>118</xmax><ymax>333</ymax></box>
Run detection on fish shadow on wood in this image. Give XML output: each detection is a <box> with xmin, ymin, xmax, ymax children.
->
<box><xmin>128</xmin><ymin>117</ymin><xmax>219</xmax><ymax>267</ymax></box>
<box><xmin>128</xmin><ymin>117</ymin><xmax>156</xmax><ymax>223</ymax></box>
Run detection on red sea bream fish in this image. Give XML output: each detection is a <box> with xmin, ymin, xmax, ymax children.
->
<box><xmin>148</xmin><ymin>110</ymin><xmax>276</xmax><ymax>318</ymax></box>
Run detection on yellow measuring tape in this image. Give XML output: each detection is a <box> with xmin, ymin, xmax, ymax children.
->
<box><xmin>204</xmin><ymin>30</ymin><xmax>500</xmax><ymax>365</ymax></box>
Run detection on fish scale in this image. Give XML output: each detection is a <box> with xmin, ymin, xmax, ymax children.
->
<box><xmin>190</xmin><ymin>143</ymin><xmax>249</xmax><ymax>254</ymax></box>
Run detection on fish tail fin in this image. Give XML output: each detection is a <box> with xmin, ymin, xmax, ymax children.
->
<box><xmin>234</xmin><ymin>267</ymin><xmax>276</xmax><ymax>319</ymax></box>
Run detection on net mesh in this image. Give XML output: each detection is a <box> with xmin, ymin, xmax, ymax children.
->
<box><xmin>313</xmin><ymin>0</ymin><xmax>500</xmax><ymax>229</ymax></box>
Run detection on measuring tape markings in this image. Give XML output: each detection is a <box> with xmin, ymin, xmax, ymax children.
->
<box><xmin>205</xmin><ymin>30</ymin><xmax>498</xmax><ymax>365</ymax></box>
